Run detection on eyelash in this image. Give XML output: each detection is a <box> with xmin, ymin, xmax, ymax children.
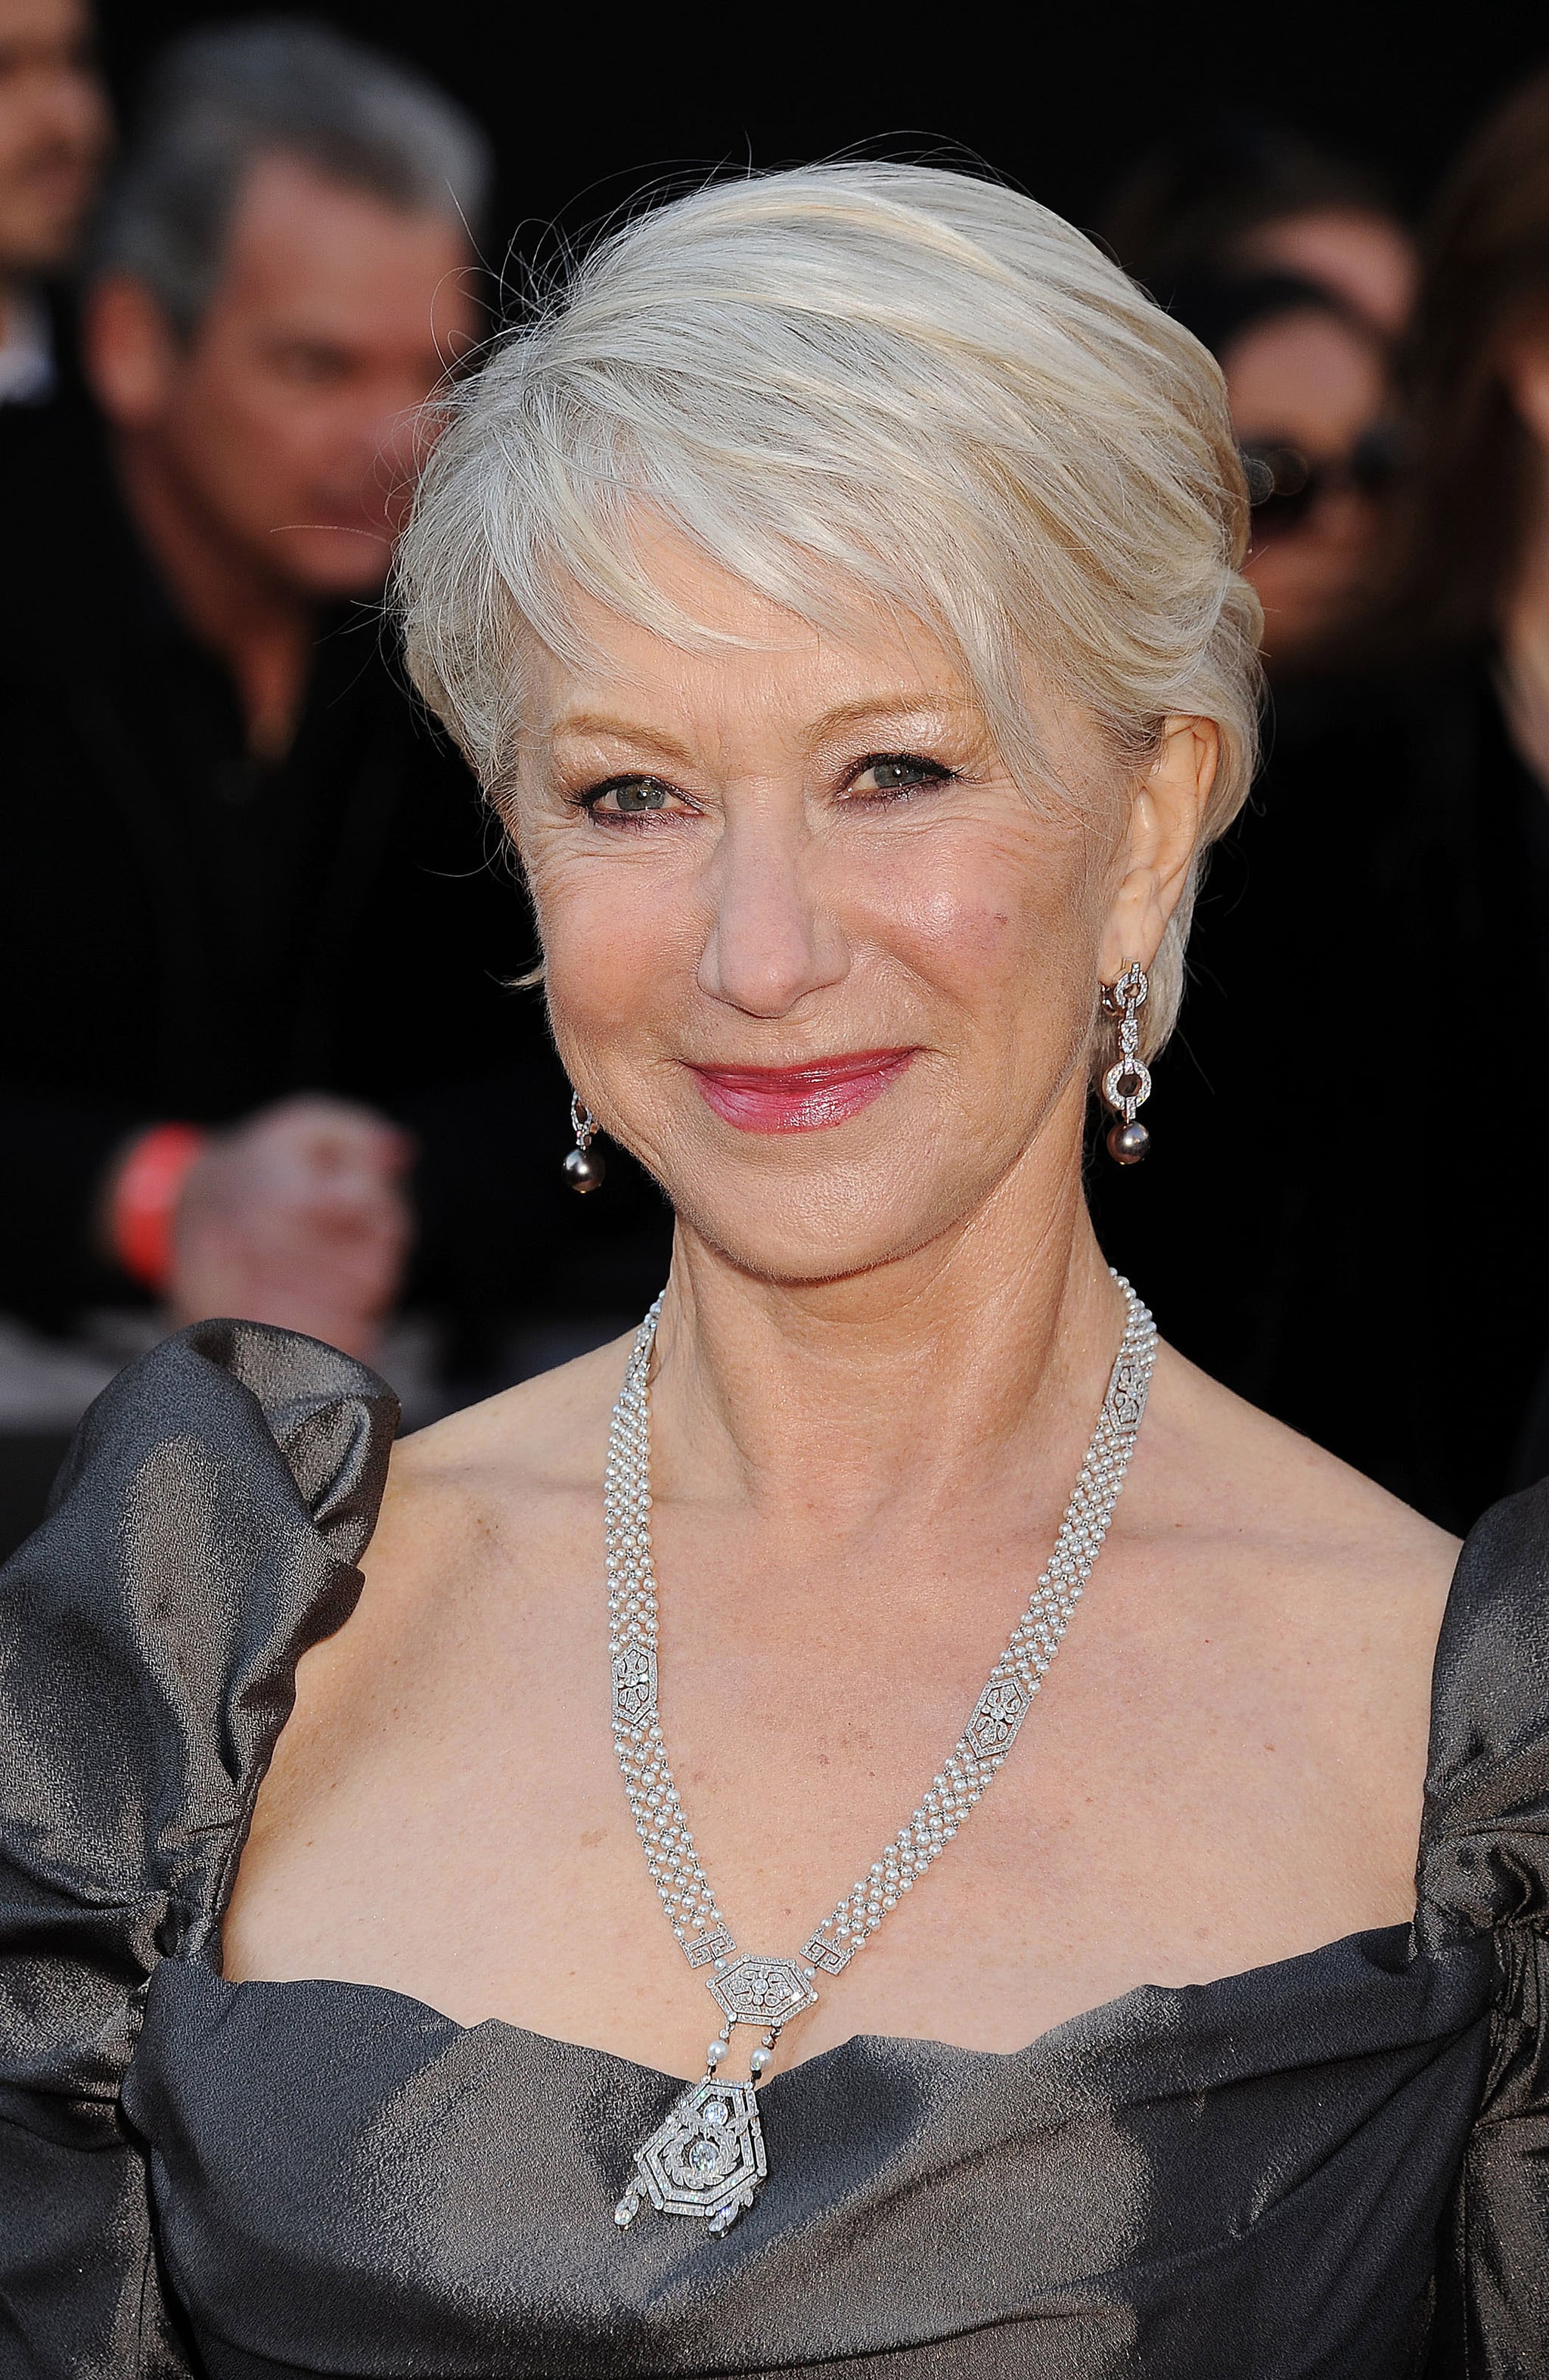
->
<box><xmin>846</xmin><ymin>752</ymin><xmax>959</xmax><ymax>801</ymax></box>
<box><xmin>570</xmin><ymin>751</ymin><xmax>958</xmax><ymax>826</ymax></box>
<box><xmin>569</xmin><ymin>774</ymin><xmax>684</xmax><ymax>825</ymax></box>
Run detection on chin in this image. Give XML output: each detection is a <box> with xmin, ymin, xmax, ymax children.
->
<box><xmin>274</xmin><ymin>528</ymin><xmax>393</xmax><ymax>601</ymax></box>
<box><xmin>665</xmin><ymin>1151</ymin><xmax>970</xmax><ymax>1290</ymax></box>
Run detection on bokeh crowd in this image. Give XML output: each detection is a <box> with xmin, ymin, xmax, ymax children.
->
<box><xmin>2</xmin><ymin>0</ymin><xmax>1547</xmax><ymax>1546</ymax></box>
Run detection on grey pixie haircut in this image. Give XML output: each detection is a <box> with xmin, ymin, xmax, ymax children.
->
<box><xmin>95</xmin><ymin>17</ymin><xmax>491</xmax><ymax>335</ymax></box>
<box><xmin>398</xmin><ymin>164</ymin><xmax>1262</xmax><ymax>1062</ymax></box>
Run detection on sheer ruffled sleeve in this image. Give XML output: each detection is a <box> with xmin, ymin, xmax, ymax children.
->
<box><xmin>1417</xmin><ymin>1475</ymin><xmax>1549</xmax><ymax>2375</ymax></box>
<box><xmin>0</xmin><ymin>1319</ymin><xmax>396</xmax><ymax>2377</ymax></box>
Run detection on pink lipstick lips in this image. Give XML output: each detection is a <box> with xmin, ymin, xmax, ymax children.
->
<box><xmin>691</xmin><ymin>1049</ymin><xmax>917</xmax><ymax>1133</ymax></box>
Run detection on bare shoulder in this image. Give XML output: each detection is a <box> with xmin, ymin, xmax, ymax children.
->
<box><xmin>253</xmin><ymin>1332</ymin><xmax>635</xmax><ymax>1784</ymax></box>
<box><xmin>223</xmin><ymin>1331</ymin><xmax>641</xmax><ymax>1975</ymax></box>
<box><xmin>1135</xmin><ymin>1341</ymin><xmax>1458</xmax><ymax>1758</ymax></box>
<box><xmin>366</xmin><ymin>1328</ymin><xmax>637</xmax><ymax>1580</ymax></box>
<box><xmin>1139</xmin><ymin>1341</ymin><xmax>1458</xmax><ymax>1627</ymax></box>
<box><xmin>1116</xmin><ymin>1344</ymin><xmax>1459</xmax><ymax>1920</ymax></box>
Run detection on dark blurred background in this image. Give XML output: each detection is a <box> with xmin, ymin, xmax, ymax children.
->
<box><xmin>94</xmin><ymin>2</ymin><xmax>1549</xmax><ymax>253</ymax></box>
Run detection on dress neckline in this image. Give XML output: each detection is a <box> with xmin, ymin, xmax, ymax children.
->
<box><xmin>203</xmin><ymin>1909</ymin><xmax>1435</xmax><ymax>2095</ymax></box>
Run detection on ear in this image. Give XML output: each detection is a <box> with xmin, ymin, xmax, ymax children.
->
<box><xmin>1097</xmin><ymin>716</ymin><xmax>1219</xmax><ymax>983</ymax></box>
<box><xmin>81</xmin><ymin>275</ymin><xmax>185</xmax><ymax>430</ymax></box>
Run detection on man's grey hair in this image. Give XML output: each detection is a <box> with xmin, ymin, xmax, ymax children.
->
<box><xmin>95</xmin><ymin>16</ymin><xmax>491</xmax><ymax>334</ymax></box>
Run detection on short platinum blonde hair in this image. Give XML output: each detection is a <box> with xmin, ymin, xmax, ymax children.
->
<box><xmin>398</xmin><ymin>163</ymin><xmax>1262</xmax><ymax>1062</ymax></box>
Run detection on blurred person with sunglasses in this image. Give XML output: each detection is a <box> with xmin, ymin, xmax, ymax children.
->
<box><xmin>1170</xmin><ymin>271</ymin><xmax>1403</xmax><ymax>673</ymax></box>
<box><xmin>1097</xmin><ymin>73</ymin><xmax>1549</xmax><ymax>1532</ymax></box>
<box><xmin>1106</xmin><ymin>126</ymin><xmax>1414</xmax><ymax>676</ymax></box>
<box><xmin>0</xmin><ymin>0</ymin><xmax>107</xmax><ymax>406</ymax></box>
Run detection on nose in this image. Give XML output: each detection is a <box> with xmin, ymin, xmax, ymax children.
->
<box><xmin>1314</xmin><ymin>483</ymin><xmax>1376</xmax><ymax>553</ymax></box>
<box><xmin>696</xmin><ymin>799</ymin><xmax>849</xmax><ymax>1021</ymax></box>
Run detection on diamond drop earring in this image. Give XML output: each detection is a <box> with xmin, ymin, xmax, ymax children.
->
<box><xmin>1099</xmin><ymin>962</ymin><xmax>1152</xmax><ymax>1164</ymax></box>
<box><xmin>563</xmin><ymin>1093</ymin><xmax>607</xmax><ymax>1193</ymax></box>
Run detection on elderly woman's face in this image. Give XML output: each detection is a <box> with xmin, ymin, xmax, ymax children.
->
<box><xmin>512</xmin><ymin>536</ymin><xmax>1179</xmax><ymax>1282</ymax></box>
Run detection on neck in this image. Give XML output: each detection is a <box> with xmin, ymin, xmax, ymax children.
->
<box><xmin>1500</xmin><ymin>455</ymin><xmax>1549</xmax><ymax>791</ymax></box>
<box><xmin>113</xmin><ymin>428</ymin><xmax>315</xmax><ymax>760</ymax></box>
<box><xmin>648</xmin><ymin>1083</ymin><xmax>1127</xmax><ymax>1536</ymax></box>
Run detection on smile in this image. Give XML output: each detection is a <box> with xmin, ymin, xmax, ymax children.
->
<box><xmin>690</xmin><ymin>1049</ymin><xmax>917</xmax><ymax>1133</ymax></box>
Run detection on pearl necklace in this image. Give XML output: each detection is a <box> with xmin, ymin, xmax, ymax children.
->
<box><xmin>607</xmin><ymin>1272</ymin><xmax>1157</xmax><ymax>2238</ymax></box>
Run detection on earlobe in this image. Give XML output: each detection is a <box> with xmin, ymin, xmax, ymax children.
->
<box><xmin>82</xmin><ymin>276</ymin><xmax>180</xmax><ymax>429</ymax></box>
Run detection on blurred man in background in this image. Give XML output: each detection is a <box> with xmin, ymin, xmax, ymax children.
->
<box><xmin>0</xmin><ymin>0</ymin><xmax>107</xmax><ymax>404</ymax></box>
<box><xmin>0</xmin><ymin>18</ymin><xmax>668</xmax><ymax>1516</ymax></box>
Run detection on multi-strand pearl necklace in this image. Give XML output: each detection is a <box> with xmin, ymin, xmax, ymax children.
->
<box><xmin>607</xmin><ymin>1273</ymin><xmax>1157</xmax><ymax>2237</ymax></box>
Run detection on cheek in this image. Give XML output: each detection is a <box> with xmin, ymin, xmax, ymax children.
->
<box><xmin>529</xmin><ymin>841</ymin><xmax>701</xmax><ymax>1059</ymax></box>
<box><xmin>859</xmin><ymin>823</ymin><xmax>1097</xmax><ymax>1020</ymax></box>
<box><xmin>178</xmin><ymin>368</ymin><xmax>285</xmax><ymax>513</ymax></box>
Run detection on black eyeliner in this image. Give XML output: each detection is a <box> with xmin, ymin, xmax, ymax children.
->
<box><xmin>845</xmin><ymin>750</ymin><xmax>961</xmax><ymax>796</ymax></box>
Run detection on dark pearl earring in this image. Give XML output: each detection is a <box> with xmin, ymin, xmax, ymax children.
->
<box><xmin>564</xmin><ymin>1094</ymin><xmax>606</xmax><ymax>1193</ymax></box>
<box><xmin>1105</xmin><ymin>1116</ymin><xmax>1151</xmax><ymax>1165</ymax></box>
<box><xmin>1099</xmin><ymin>962</ymin><xmax>1152</xmax><ymax>1165</ymax></box>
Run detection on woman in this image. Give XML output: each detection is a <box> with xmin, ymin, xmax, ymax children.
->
<box><xmin>0</xmin><ymin>164</ymin><xmax>1541</xmax><ymax>2378</ymax></box>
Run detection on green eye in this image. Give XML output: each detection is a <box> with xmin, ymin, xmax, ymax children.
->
<box><xmin>575</xmin><ymin>772</ymin><xmax>692</xmax><ymax>825</ymax></box>
<box><xmin>850</xmin><ymin>753</ymin><xmax>954</xmax><ymax>797</ymax></box>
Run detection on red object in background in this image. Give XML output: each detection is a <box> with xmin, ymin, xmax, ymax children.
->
<box><xmin>110</xmin><ymin>1123</ymin><xmax>208</xmax><ymax>1293</ymax></box>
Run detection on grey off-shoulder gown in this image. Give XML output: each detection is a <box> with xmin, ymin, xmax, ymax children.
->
<box><xmin>2</xmin><ymin>1320</ymin><xmax>1547</xmax><ymax>2377</ymax></box>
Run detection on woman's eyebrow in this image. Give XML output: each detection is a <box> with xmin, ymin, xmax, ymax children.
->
<box><xmin>545</xmin><ymin>713</ymin><xmax>699</xmax><ymax>764</ymax></box>
<box><xmin>806</xmin><ymin>692</ymin><xmax>980</xmax><ymax>736</ymax></box>
<box><xmin>546</xmin><ymin>694</ymin><xmax>978</xmax><ymax>750</ymax></box>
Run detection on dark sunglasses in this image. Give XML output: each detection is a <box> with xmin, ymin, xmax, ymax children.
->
<box><xmin>1240</xmin><ymin>424</ymin><xmax>1403</xmax><ymax>535</ymax></box>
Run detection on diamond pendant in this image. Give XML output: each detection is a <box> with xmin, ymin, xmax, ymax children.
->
<box><xmin>612</xmin><ymin>1957</ymin><xmax>816</xmax><ymax>2239</ymax></box>
<box><xmin>614</xmin><ymin>2077</ymin><xmax>768</xmax><ymax>2236</ymax></box>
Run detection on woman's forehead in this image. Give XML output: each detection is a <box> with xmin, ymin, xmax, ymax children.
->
<box><xmin>526</xmin><ymin>554</ymin><xmax>985</xmax><ymax>747</ymax></box>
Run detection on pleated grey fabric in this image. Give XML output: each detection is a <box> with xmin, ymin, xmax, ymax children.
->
<box><xmin>2</xmin><ymin>1319</ymin><xmax>1547</xmax><ymax>2377</ymax></box>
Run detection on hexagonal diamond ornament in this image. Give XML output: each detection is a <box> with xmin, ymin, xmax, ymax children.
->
<box><xmin>965</xmin><ymin>1673</ymin><xmax>1030</xmax><ymax>1758</ymax></box>
<box><xmin>629</xmin><ymin>2079</ymin><xmax>767</xmax><ymax>2232</ymax></box>
<box><xmin>708</xmin><ymin>1954</ymin><xmax>818</xmax><ymax>2028</ymax></box>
